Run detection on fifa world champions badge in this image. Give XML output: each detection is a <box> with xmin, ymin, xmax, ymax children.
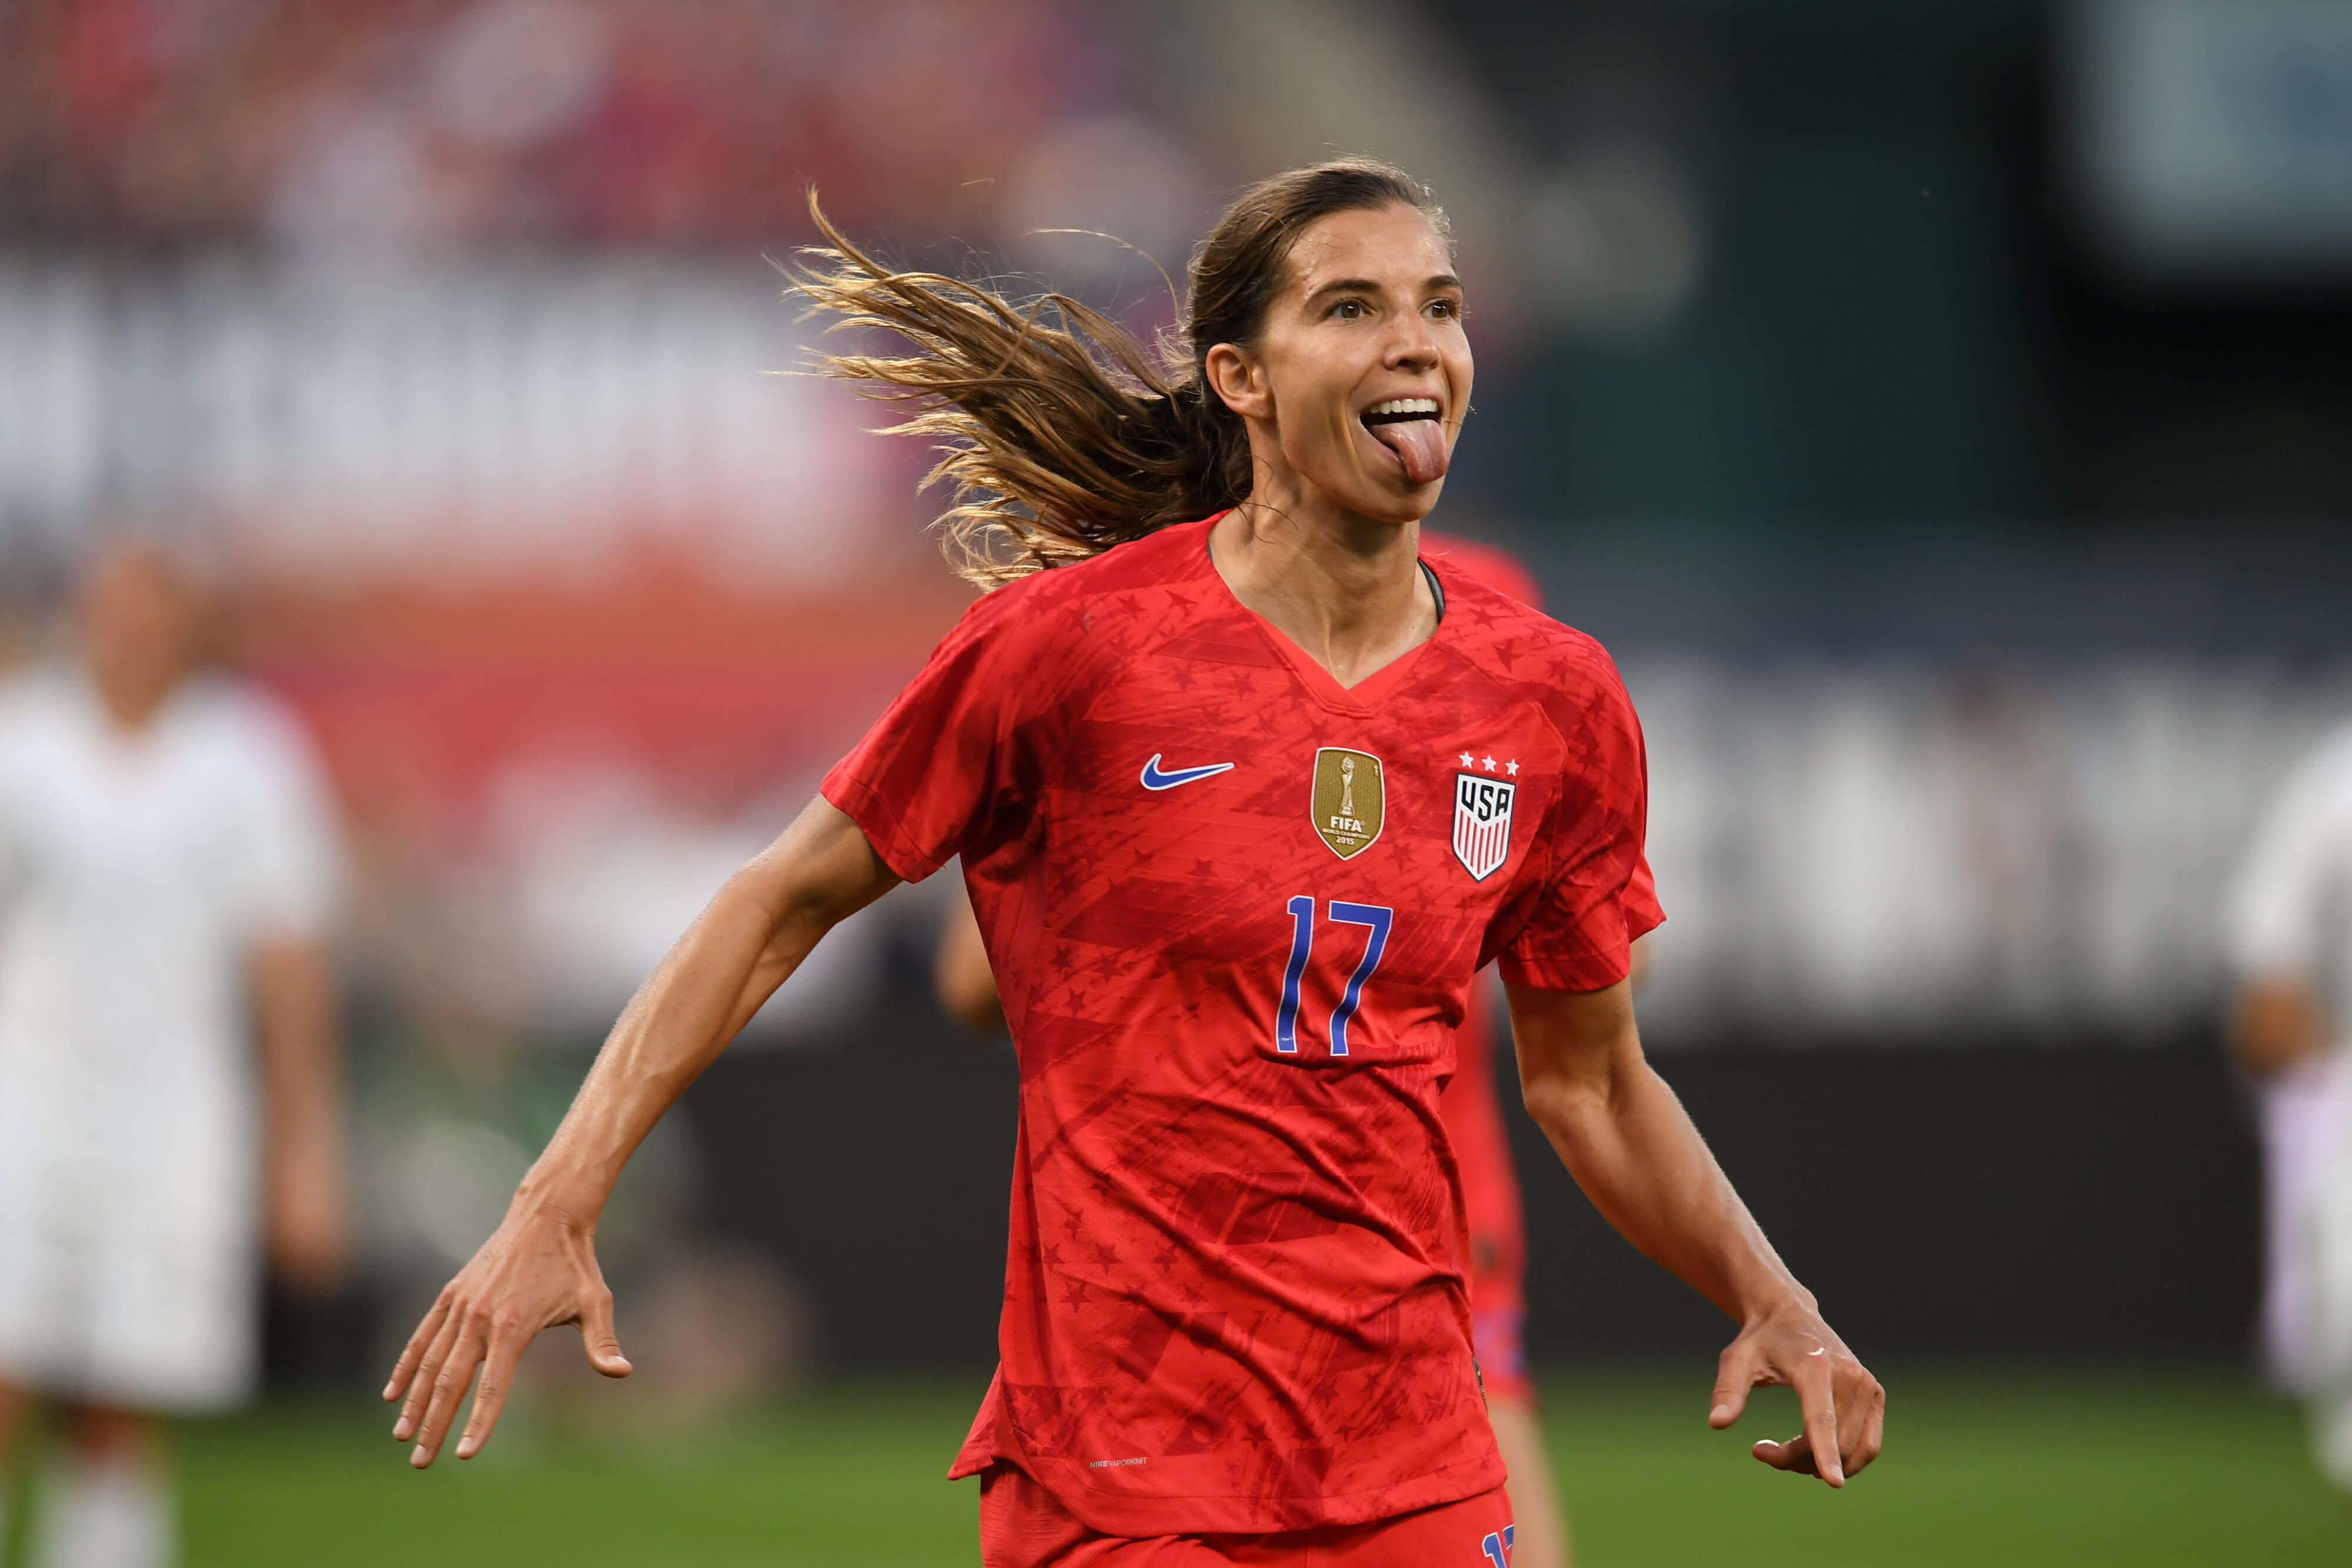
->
<box><xmin>1311</xmin><ymin>747</ymin><xmax>1385</xmax><ymax>859</ymax></box>
<box><xmin>1453</xmin><ymin>771</ymin><xmax>1516</xmax><ymax>880</ymax></box>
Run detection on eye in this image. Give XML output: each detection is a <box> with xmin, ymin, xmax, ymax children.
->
<box><xmin>1330</xmin><ymin>297</ymin><xmax>1365</xmax><ymax>320</ymax></box>
<box><xmin>1428</xmin><ymin>297</ymin><xmax>1462</xmax><ymax>320</ymax></box>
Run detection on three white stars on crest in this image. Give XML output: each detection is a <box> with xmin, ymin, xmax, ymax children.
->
<box><xmin>1456</xmin><ymin>751</ymin><xmax>1519</xmax><ymax>776</ymax></box>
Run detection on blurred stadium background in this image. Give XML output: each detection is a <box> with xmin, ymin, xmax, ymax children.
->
<box><xmin>5</xmin><ymin>0</ymin><xmax>2352</xmax><ymax>1562</ymax></box>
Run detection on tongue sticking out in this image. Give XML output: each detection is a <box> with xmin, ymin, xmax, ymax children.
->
<box><xmin>1367</xmin><ymin>417</ymin><xmax>1450</xmax><ymax>484</ymax></box>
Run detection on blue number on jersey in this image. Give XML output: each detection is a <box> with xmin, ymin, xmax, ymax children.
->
<box><xmin>1275</xmin><ymin>895</ymin><xmax>1315</xmax><ymax>1053</ymax></box>
<box><xmin>1272</xmin><ymin>897</ymin><xmax>1395</xmax><ymax>1057</ymax></box>
<box><xmin>1325</xmin><ymin>901</ymin><xmax>1393</xmax><ymax>1057</ymax></box>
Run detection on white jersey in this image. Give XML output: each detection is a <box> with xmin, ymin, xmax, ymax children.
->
<box><xmin>0</xmin><ymin>665</ymin><xmax>340</xmax><ymax>1410</ymax></box>
<box><xmin>2228</xmin><ymin>718</ymin><xmax>2352</xmax><ymax>1484</ymax></box>
<box><xmin>2229</xmin><ymin>720</ymin><xmax>2352</xmax><ymax>1014</ymax></box>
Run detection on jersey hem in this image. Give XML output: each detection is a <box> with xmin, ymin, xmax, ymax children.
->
<box><xmin>957</xmin><ymin>1450</ymin><xmax>1511</xmax><ymax>1539</ymax></box>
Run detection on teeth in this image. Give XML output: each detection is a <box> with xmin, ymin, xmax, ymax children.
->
<box><xmin>1367</xmin><ymin>397</ymin><xmax>1439</xmax><ymax>417</ymax></box>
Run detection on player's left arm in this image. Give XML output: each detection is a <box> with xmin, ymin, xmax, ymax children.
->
<box><xmin>1506</xmin><ymin>977</ymin><xmax>1884</xmax><ymax>1486</ymax></box>
<box><xmin>935</xmin><ymin>880</ymin><xmax>1005</xmax><ymax>1035</ymax></box>
<box><xmin>251</xmin><ymin>937</ymin><xmax>353</xmax><ymax>1295</ymax></box>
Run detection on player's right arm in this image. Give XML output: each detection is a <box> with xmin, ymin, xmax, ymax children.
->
<box><xmin>383</xmin><ymin>795</ymin><xmax>898</xmax><ymax>1469</ymax></box>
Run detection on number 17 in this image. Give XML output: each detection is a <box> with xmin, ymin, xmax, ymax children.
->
<box><xmin>1275</xmin><ymin>895</ymin><xmax>1394</xmax><ymax>1057</ymax></box>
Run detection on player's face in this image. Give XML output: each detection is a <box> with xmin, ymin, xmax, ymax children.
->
<box><xmin>1241</xmin><ymin>203</ymin><xmax>1471</xmax><ymax>525</ymax></box>
<box><xmin>80</xmin><ymin>547</ymin><xmax>201</xmax><ymax>724</ymax></box>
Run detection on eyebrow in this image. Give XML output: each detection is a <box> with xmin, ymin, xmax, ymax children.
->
<box><xmin>1302</xmin><ymin>274</ymin><xmax>1465</xmax><ymax>305</ymax></box>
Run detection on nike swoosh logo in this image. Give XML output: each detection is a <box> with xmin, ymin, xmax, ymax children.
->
<box><xmin>1140</xmin><ymin>753</ymin><xmax>1236</xmax><ymax>791</ymax></box>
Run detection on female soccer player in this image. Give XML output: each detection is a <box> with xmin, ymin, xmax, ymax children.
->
<box><xmin>933</xmin><ymin>532</ymin><xmax>1581</xmax><ymax>1568</ymax></box>
<box><xmin>386</xmin><ymin>159</ymin><xmax>1883</xmax><ymax>1563</ymax></box>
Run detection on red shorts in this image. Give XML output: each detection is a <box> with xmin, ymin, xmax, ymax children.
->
<box><xmin>978</xmin><ymin>1465</ymin><xmax>1516</xmax><ymax>1568</ymax></box>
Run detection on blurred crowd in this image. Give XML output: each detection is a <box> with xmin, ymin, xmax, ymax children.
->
<box><xmin>0</xmin><ymin>0</ymin><xmax>1124</xmax><ymax>250</ymax></box>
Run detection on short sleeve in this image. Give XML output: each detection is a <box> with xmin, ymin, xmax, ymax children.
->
<box><xmin>821</xmin><ymin>581</ymin><xmax>1078</xmax><ymax>884</ymax></box>
<box><xmin>228</xmin><ymin>691</ymin><xmax>345</xmax><ymax>945</ymax></box>
<box><xmin>2228</xmin><ymin>727</ymin><xmax>2352</xmax><ymax>979</ymax></box>
<box><xmin>1493</xmin><ymin>655</ymin><xmax>1663</xmax><ymax>993</ymax></box>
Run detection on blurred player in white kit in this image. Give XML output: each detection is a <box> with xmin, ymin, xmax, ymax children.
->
<box><xmin>2228</xmin><ymin>718</ymin><xmax>2352</xmax><ymax>1490</ymax></box>
<box><xmin>0</xmin><ymin>541</ymin><xmax>350</xmax><ymax>1568</ymax></box>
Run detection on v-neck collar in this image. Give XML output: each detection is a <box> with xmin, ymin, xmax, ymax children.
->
<box><xmin>1192</xmin><ymin>515</ymin><xmax>1445</xmax><ymax>716</ymax></box>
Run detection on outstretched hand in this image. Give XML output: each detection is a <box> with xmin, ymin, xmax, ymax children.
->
<box><xmin>382</xmin><ymin>1204</ymin><xmax>630</xmax><ymax>1468</ymax></box>
<box><xmin>1709</xmin><ymin>1296</ymin><xmax>1884</xmax><ymax>1487</ymax></box>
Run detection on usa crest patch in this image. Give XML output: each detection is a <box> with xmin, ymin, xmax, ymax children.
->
<box><xmin>1452</xmin><ymin>772</ymin><xmax>1515</xmax><ymax>881</ymax></box>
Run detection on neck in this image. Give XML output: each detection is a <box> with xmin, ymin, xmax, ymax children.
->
<box><xmin>91</xmin><ymin>668</ymin><xmax>181</xmax><ymax>733</ymax></box>
<box><xmin>1208</xmin><ymin>474</ymin><xmax>1436</xmax><ymax>690</ymax></box>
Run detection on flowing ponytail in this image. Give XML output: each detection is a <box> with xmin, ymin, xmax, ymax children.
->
<box><xmin>793</xmin><ymin>157</ymin><xmax>1448</xmax><ymax>586</ymax></box>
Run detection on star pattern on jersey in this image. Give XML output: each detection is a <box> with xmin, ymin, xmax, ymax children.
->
<box><xmin>1454</xmin><ymin>750</ymin><xmax>1519</xmax><ymax>774</ymax></box>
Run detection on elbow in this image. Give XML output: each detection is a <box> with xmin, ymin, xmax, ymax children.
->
<box><xmin>1518</xmin><ymin>1071</ymin><xmax>1601</xmax><ymax>1144</ymax></box>
<box><xmin>943</xmin><ymin>992</ymin><xmax>1007</xmax><ymax>1037</ymax></box>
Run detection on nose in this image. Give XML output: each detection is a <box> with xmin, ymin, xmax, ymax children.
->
<box><xmin>1383</xmin><ymin>309</ymin><xmax>1440</xmax><ymax>370</ymax></box>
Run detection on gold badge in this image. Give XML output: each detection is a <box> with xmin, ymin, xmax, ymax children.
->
<box><xmin>1311</xmin><ymin>747</ymin><xmax>1385</xmax><ymax>859</ymax></box>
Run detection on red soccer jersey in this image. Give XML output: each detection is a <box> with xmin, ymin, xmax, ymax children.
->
<box><xmin>1419</xmin><ymin>534</ymin><xmax>1542</xmax><ymax>1399</ymax></box>
<box><xmin>822</xmin><ymin>516</ymin><xmax>1661</xmax><ymax>1536</ymax></box>
<box><xmin>1439</xmin><ymin>971</ymin><xmax>1533</xmax><ymax>1396</ymax></box>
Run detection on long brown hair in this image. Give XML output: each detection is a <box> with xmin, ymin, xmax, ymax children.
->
<box><xmin>793</xmin><ymin>158</ymin><xmax>1449</xmax><ymax>586</ymax></box>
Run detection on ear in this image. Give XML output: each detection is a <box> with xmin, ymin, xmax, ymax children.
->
<box><xmin>1204</xmin><ymin>342</ymin><xmax>1272</xmax><ymax>422</ymax></box>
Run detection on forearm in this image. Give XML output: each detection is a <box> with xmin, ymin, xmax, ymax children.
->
<box><xmin>1509</xmin><ymin>977</ymin><xmax>1882</xmax><ymax>1484</ymax></box>
<box><xmin>252</xmin><ymin>939</ymin><xmax>352</xmax><ymax>1288</ymax></box>
<box><xmin>1509</xmin><ymin>979</ymin><xmax>1806</xmax><ymax>1325</ymax></box>
<box><xmin>514</xmin><ymin>797</ymin><xmax>896</xmax><ymax>1225</ymax></box>
<box><xmin>255</xmin><ymin>941</ymin><xmax>343</xmax><ymax>1167</ymax></box>
<box><xmin>1526</xmin><ymin>1057</ymin><xmax>1804</xmax><ymax>1323</ymax></box>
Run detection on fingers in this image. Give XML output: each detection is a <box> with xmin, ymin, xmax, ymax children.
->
<box><xmin>1752</xmin><ymin>1432</ymin><xmax>1818</xmax><ymax>1475</ymax></box>
<box><xmin>577</xmin><ymin>1282</ymin><xmax>633</xmax><ymax>1379</ymax></box>
<box><xmin>384</xmin><ymin>1290</ymin><xmax>450</xmax><ymax>1407</ymax></box>
<box><xmin>393</xmin><ymin>1296</ymin><xmax>464</xmax><ymax>1443</ymax></box>
<box><xmin>409</xmin><ymin>1308</ymin><xmax>491</xmax><ymax>1468</ymax></box>
<box><xmin>1751</xmin><ymin>1360</ymin><xmax>1883</xmax><ymax>1484</ymax></box>
<box><xmin>1843</xmin><ymin>1366</ymin><xmax>1887</xmax><ymax>1478</ymax></box>
<box><xmin>1709</xmin><ymin>1342</ymin><xmax>1756</xmax><ymax>1430</ymax></box>
<box><xmin>387</xmin><ymin>1216</ymin><xmax>630</xmax><ymax>1468</ymax></box>
<box><xmin>1790</xmin><ymin>1350</ymin><xmax>1845</xmax><ymax>1486</ymax></box>
<box><xmin>455</xmin><ymin>1325</ymin><xmax>526</xmax><ymax>1462</ymax></box>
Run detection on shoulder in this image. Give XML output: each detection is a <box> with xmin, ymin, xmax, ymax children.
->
<box><xmin>0</xmin><ymin>665</ymin><xmax>83</xmax><ymax>755</ymax></box>
<box><xmin>0</xmin><ymin>665</ymin><xmax>63</xmax><ymax>728</ymax></box>
<box><xmin>175</xmin><ymin>676</ymin><xmax>328</xmax><ymax>787</ymax></box>
<box><xmin>1434</xmin><ymin>569</ymin><xmax>1631</xmax><ymax>714</ymax></box>
<box><xmin>948</xmin><ymin>519</ymin><xmax>1218</xmax><ymax>660</ymax></box>
<box><xmin>2256</xmin><ymin>718</ymin><xmax>2352</xmax><ymax>845</ymax></box>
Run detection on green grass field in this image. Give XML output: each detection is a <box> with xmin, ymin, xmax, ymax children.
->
<box><xmin>26</xmin><ymin>1366</ymin><xmax>2348</xmax><ymax>1566</ymax></box>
